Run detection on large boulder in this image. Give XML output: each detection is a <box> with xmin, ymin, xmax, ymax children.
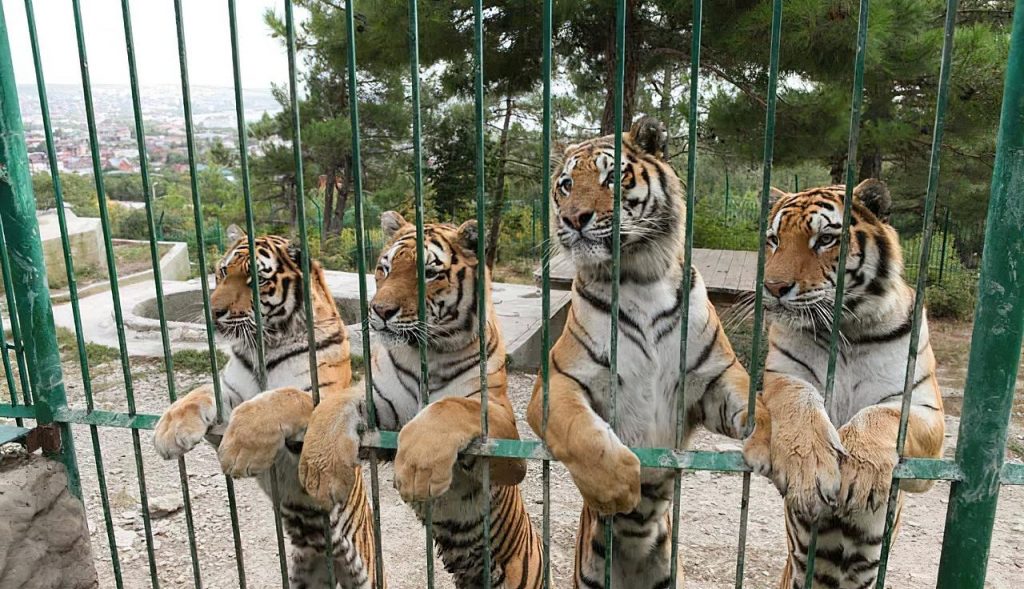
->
<box><xmin>0</xmin><ymin>445</ymin><xmax>97</xmax><ymax>589</ymax></box>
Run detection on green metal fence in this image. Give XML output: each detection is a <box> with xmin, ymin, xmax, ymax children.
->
<box><xmin>1</xmin><ymin>0</ymin><xmax>1023</xmax><ymax>588</ymax></box>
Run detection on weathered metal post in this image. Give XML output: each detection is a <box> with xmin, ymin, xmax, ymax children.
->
<box><xmin>0</xmin><ymin>1</ymin><xmax>80</xmax><ymax>497</ymax></box>
<box><xmin>936</xmin><ymin>0</ymin><xmax>1024</xmax><ymax>585</ymax></box>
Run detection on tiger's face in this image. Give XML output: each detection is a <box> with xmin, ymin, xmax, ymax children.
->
<box><xmin>211</xmin><ymin>234</ymin><xmax>307</xmax><ymax>343</ymax></box>
<box><xmin>763</xmin><ymin>179</ymin><xmax>899</xmax><ymax>327</ymax></box>
<box><xmin>370</xmin><ymin>211</ymin><xmax>483</xmax><ymax>352</ymax></box>
<box><xmin>553</xmin><ymin>117</ymin><xmax>682</xmax><ymax>270</ymax></box>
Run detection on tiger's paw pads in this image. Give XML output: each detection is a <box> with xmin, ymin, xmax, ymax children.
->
<box><xmin>837</xmin><ymin>428</ymin><xmax>898</xmax><ymax>515</ymax></box>
<box><xmin>218</xmin><ymin>400</ymin><xmax>285</xmax><ymax>478</ymax></box>
<box><xmin>153</xmin><ymin>388</ymin><xmax>216</xmax><ymax>460</ymax></box>
<box><xmin>299</xmin><ymin>423</ymin><xmax>359</xmax><ymax>507</ymax></box>
<box><xmin>394</xmin><ymin>424</ymin><xmax>463</xmax><ymax>503</ymax></box>
<box><xmin>570</xmin><ymin>441</ymin><xmax>641</xmax><ymax>516</ymax></box>
<box><xmin>771</xmin><ymin>409</ymin><xmax>845</xmax><ymax>522</ymax></box>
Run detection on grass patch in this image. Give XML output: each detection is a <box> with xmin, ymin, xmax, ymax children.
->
<box><xmin>171</xmin><ymin>348</ymin><xmax>229</xmax><ymax>375</ymax></box>
<box><xmin>55</xmin><ymin>327</ymin><xmax>120</xmax><ymax>367</ymax></box>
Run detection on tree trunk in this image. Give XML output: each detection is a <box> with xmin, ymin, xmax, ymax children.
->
<box><xmin>858</xmin><ymin>148</ymin><xmax>882</xmax><ymax>181</ymax></box>
<box><xmin>829</xmin><ymin>154</ymin><xmax>846</xmax><ymax>184</ymax></box>
<box><xmin>333</xmin><ymin>158</ymin><xmax>351</xmax><ymax>234</ymax></box>
<box><xmin>485</xmin><ymin>92</ymin><xmax>515</xmax><ymax>269</ymax></box>
<box><xmin>323</xmin><ymin>168</ymin><xmax>337</xmax><ymax>234</ymax></box>
<box><xmin>600</xmin><ymin>0</ymin><xmax>639</xmax><ymax>135</ymax></box>
<box><xmin>659</xmin><ymin>64</ymin><xmax>673</xmax><ymax>156</ymax></box>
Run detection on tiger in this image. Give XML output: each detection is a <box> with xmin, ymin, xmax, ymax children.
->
<box><xmin>524</xmin><ymin>117</ymin><xmax>778</xmax><ymax>589</ymax></box>
<box><xmin>298</xmin><ymin>212</ymin><xmax>544</xmax><ymax>588</ymax></box>
<box><xmin>743</xmin><ymin>180</ymin><xmax>946</xmax><ymax>589</ymax></box>
<box><xmin>152</xmin><ymin>233</ymin><xmax>383</xmax><ymax>589</ymax></box>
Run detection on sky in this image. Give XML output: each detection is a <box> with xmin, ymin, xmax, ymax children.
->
<box><xmin>2</xmin><ymin>0</ymin><xmax>303</xmax><ymax>89</ymax></box>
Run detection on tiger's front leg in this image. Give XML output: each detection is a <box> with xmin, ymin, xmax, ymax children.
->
<box><xmin>218</xmin><ymin>387</ymin><xmax>313</xmax><ymax>478</ymax></box>
<box><xmin>298</xmin><ymin>387</ymin><xmax>365</xmax><ymax>506</ymax></box>
<box><xmin>153</xmin><ymin>384</ymin><xmax>219</xmax><ymax>459</ymax></box>
<box><xmin>526</xmin><ymin>373</ymin><xmax>641</xmax><ymax>516</ymax></box>
<box><xmin>394</xmin><ymin>395</ymin><xmax>525</xmax><ymax>502</ymax></box>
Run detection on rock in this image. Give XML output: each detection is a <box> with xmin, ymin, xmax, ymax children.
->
<box><xmin>148</xmin><ymin>493</ymin><xmax>184</xmax><ymax>519</ymax></box>
<box><xmin>114</xmin><ymin>527</ymin><xmax>136</xmax><ymax>550</ymax></box>
<box><xmin>0</xmin><ymin>452</ymin><xmax>99</xmax><ymax>589</ymax></box>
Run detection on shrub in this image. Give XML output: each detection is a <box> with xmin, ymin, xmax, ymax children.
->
<box><xmin>926</xmin><ymin>270</ymin><xmax>978</xmax><ymax>321</ymax></box>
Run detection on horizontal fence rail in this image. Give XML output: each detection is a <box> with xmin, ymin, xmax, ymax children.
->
<box><xmin>1</xmin><ymin>1</ymin><xmax>1022</xmax><ymax>588</ymax></box>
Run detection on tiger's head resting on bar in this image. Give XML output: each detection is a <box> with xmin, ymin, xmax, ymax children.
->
<box><xmin>210</xmin><ymin>231</ymin><xmax>339</xmax><ymax>346</ymax></box>
<box><xmin>370</xmin><ymin>211</ymin><xmax>487</xmax><ymax>352</ymax></box>
<box><xmin>552</xmin><ymin>116</ymin><xmax>683</xmax><ymax>281</ymax></box>
<box><xmin>762</xmin><ymin>179</ymin><xmax>900</xmax><ymax>330</ymax></box>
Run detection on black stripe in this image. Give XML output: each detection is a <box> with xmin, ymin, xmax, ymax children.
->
<box><xmin>265</xmin><ymin>332</ymin><xmax>344</xmax><ymax>372</ymax></box>
<box><xmin>771</xmin><ymin>343</ymin><xmax>821</xmax><ymax>388</ymax></box>
<box><xmin>852</xmin><ymin>314</ymin><xmax>913</xmax><ymax>345</ymax></box>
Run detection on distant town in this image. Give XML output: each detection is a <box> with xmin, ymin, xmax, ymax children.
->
<box><xmin>18</xmin><ymin>84</ymin><xmax>281</xmax><ymax>175</ymax></box>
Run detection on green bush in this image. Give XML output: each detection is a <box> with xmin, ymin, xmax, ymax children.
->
<box><xmin>692</xmin><ymin>205</ymin><xmax>760</xmax><ymax>251</ymax></box>
<box><xmin>926</xmin><ymin>270</ymin><xmax>978</xmax><ymax>321</ymax></box>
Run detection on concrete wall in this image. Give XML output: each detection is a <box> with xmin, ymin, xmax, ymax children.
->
<box><xmin>36</xmin><ymin>207</ymin><xmax>106</xmax><ymax>289</ymax></box>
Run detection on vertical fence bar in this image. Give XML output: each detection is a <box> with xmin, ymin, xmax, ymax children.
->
<box><xmin>222</xmin><ymin>3</ymin><xmax>261</xmax><ymax>585</ymax></box>
<box><xmin>470</xmin><ymin>1</ymin><xmax>493</xmax><ymax>586</ymax></box>
<box><xmin>873</xmin><ymin>0</ymin><xmax>958</xmax><ymax>585</ymax></box>
<box><xmin>21</xmin><ymin>7</ymin><xmax>125</xmax><ymax>579</ymax></box>
<box><xmin>118</xmin><ymin>1</ymin><xmax>204</xmax><ymax>584</ymax></box>
<box><xmin>282</xmin><ymin>0</ymin><xmax>338</xmax><ymax>583</ymax></box>
<box><xmin>937</xmin><ymin>0</ymin><xmax>1024</xmax><ymax>584</ymax></box>
<box><xmin>539</xmin><ymin>0</ymin><xmax>553</xmax><ymax>585</ymax></box>
<box><xmin>0</xmin><ymin>0</ymin><xmax>81</xmax><ymax>492</ymax></box>
<box><xmin>406</xmin><ymin>1</ymin><xmax>436</xmax><ymax>585</ymax></box>
<box><xmin>175</xmin><ymin>0</ymin><xmax>258</xmax><ymax>584</ymax></box>
<box><xmin>604</xmin><ymin>0</ymin><xmax>628</xmax><ymax>584</ymax></box>
<box><xmin>0</xmin><ymin>226</ymin><xmax>32</xmax><ymax>406</ymax></box>
<box><xmin>734</xmin><ymin>1</ymin><xmax>782</xmax><ymax>586</ymax></box>
<box><xmin>938</xmin><ymin>207</ymin><xmax>951</xmax><ymax>283</ymax></box>
<box><xmin>343</xmin><ymin>2</ymin><xmax>386</xmax><ymax>585</ymax></box>
<box><xmin>668</xmin><ymin>1</ymin><xmax>701</xmax><ymax>586</ymax></box>
<box><xmin>69</xmin><ymin>1</ymin><xmax>163</xmax><ymax>582</ymax></box>
<box><xmin>805</xmin><ymin>0</ymin><xmax>871</xmax><ymax>583</ymax></box>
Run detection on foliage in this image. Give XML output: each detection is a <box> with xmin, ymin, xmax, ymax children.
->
<box><xmin>926</xmin><ymin>270</ymin><xmax>978</xmax><ymax>321</ymax></box>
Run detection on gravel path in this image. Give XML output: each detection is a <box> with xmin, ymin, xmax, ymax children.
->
<box><xmin>34</xmin><ymin>358</ymin><xmax>1016</xmax><ymax>589</ymax></box>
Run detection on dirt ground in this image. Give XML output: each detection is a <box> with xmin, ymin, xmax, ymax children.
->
<box><xmin>23</xmin><ymin>336</ymin><xmax>1014</xmax><ymax>589</ymax></box>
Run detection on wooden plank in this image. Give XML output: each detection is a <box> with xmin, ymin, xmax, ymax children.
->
<box><xmin>724</xmin><ymin>250</ymin><xmax>750</xmax><ymax>292</ymax></box>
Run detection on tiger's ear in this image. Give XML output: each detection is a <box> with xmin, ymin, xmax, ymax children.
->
<box><xmin>629</xmin><ymin>116</ymin><xmax>668</xmax><ymax>158</ymax></box>
<box><xmin>225</xmin><ymin>223</ymin><xmax>246</xmax><ymax>244</ymax></box>
<box><xmin>768</xmin><ymin>187</ymin><xmax>788</xmax><ymax>205</ymax></box>
<box><xmin>286</xmin><ymin>243</ymin><xmax>302</xmax><ymax>265</ymax></box>
<box><xmin>381</xmin><ymin>210</ymin><xmax>408</xmax><ymax>239</ymax></box>
<box><xmin>854</xmin><ymin>178</ymin><xmax>891</xmax><ymax>222</ymax></box>
<box><xmin>456</xmin><ymin>219</ymin><xmax>479</xmax><ymax>254</ymax></box>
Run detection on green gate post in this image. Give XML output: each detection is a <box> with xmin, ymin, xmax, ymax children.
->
<box><xmin>0</xmin><ymin>2</ymin><xmax>81</xmax><ymax>497</ymax></box>
<box><xmin>936</xmin><ymin>0</ymin><xmax>1024</xmax><ymax>584</ymax></box>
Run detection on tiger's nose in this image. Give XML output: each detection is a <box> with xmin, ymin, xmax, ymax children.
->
<box><xmin>764</xmin><ymin>281</ymin><xmax>795</xmax><ymax>298</ymax></box>
<box><xmin>561</xmin><ymin>210</ymin><xmax>594</xmax><ymax>231</ymax></box>
<box><xmin>372</xmin><ymin>302</ymin><xmax>400</xmax><ymax>322</ymax></box>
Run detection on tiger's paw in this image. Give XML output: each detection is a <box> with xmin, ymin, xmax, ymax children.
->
<box><xmin>837</xmin><ymin>424</ymin><xmax>898</xmax><ymax>515</ymax></box>
<box><xmin>298</xmin><ymin>399</ymin><xmax>361</xmax><ymax>507</ymax></box>
<box><xmin>741</xmin><ymin>405</ymin><xmax>773</xmax><ymax>478</ymax></box>
<box><xmin>218</xmin><ymin>399</ymin><xmax>285</xmax><ymax>478</ymax></box>
<box><xmin>394</xmin><ymin>421</ymin><xmax>465</xmax><ymax>502</ymax></box>
<box><xmin>153</xmin><ymin>385</ymin><xmax>217</xmax><ymax>460</ymax></box>
<box><xmin>768</xmin><ymin>406</ymin><xmax>845</xmax><ymax>522</ymax></box>
<box><xmin>568</xmin><ymin>439</ymin><xmax>640</xmax><ymax>516</ymax></box>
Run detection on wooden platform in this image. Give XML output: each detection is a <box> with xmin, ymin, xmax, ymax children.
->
<box><xmin>535</xmin><ymin>248</ymin><xmax>759</xmax><ymax>295</ymax></box>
